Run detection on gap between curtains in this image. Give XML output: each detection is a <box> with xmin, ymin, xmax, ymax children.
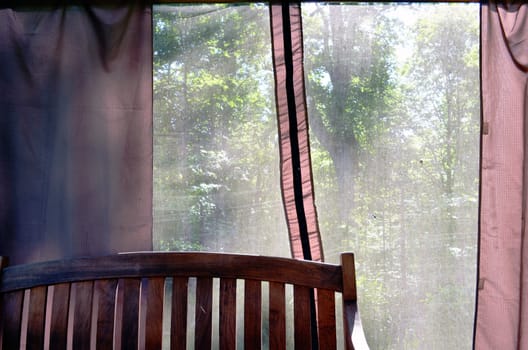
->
<box><xmin>0</xmin><ymin>4</ymin><xmax>153</xmax><ymax>265</ymax></box>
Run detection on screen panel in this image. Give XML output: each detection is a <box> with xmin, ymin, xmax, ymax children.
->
<box><xmin>153</xmin><ymin>4</ymin><xmax>289</xmax><ymax>256</ymax></box>
<box><xmin>303</xmin><ymin>2</ymin><xmax>480</xmax><ymax>348</ymax></box>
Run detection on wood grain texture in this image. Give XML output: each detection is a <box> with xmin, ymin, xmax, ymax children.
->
<box><xmin>0</xmin><ymin>252</ymin><xmax>342</xmax><ymax>292</ymax></box>
<box><xmin>343</xmin><ymin>301</ymin><xmax>370</xmax><ymax>350</ymax></box>
<box><xmin>143</xmin><ymin>277</ymin><xmax>164</xmax><ymax>350</ymax></box>
<box><xmin>195</xmin><ymin>277</ymin><xmax>213</xmax><ymax>349</ymax></box>
<box><xmin>340</xmin><ymin>253</ymin><xmax>356</xmax><ymax>301</ymax></box>
<box><xmin>244</xmin><ymin>279</ymin><xmax>261</xmax><ymax>349</ymax></box>
<box><xmin>0</xmin><ymin>290</ymin><xmax>23</xmax><ymax>349</ymax></box>
<box><xmin>26</xmin><ymin>286</ymin><xmax>47</xmax><ymax>350</ymax></box>
<box><xmin>0</xmin><ymin>252</ymin><xmax>363</xmax><ymax>350</ymax></box>
<box><xmin>170</xmin><ymin>277</ymin><xmax>188</xmax><ymax>350</ymax></box>
<box><xmin>94</xmin><ymin>279</ymin><xmax>117</xmax><ymax>349</ymax></box>
<box><xmin>70</xmin><ymin>281</ymin><xmax>94</xmax><ymax>350</ymax></box>
<box><xmin>269</xmin><ymin>282</ymin><xmax>286</xmax><ymax>350</ymax></box>
<box><xmin>48</xmin><ymin>284</ymin><xmax>70</xmax><ymax>349</ymax></box>
<box><xmin>293</xmin><ymin>285</ymin><xmax>311</xmax><ymax>350</ymax></box>
<box><xmin>115</xmin><ymin>278</ymin><xmax>140</xmax><ymax>350</ymax></box>
<box><xmin>219</xmin><ymin>278</ymin><xmax>236</xmax><ymax>350</ymax></box>
<box><xmin>316</xmin><ymin>289</ymin><xmax>336</xmax><ymax>350</ymax></box>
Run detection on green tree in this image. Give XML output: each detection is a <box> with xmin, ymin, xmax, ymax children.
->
<box><xmin>402</xmin><ymin>5</ymin><xmax>480</xmax><ymax>348</ymax></box>
<box><xmin>304</xmin><ymin>3</ymin><xmax>479</xmax><ymax>349</ymax></box>
<box><xmin>153</xmin><ymin>5</ymin><xmax>288</xmax><ymax>255</ymax></box>
<box><xmin>304</xmin><ymin>4</ymin><xmax>400</xmax><ymax>238</ymax></box>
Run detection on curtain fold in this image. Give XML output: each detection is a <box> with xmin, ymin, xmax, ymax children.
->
<box><xmin>477</xmin><ymin>1</ymin><xmax>528</xmax><ymax>348</ymax></box>
<box><xmin>0</xmin><ymin>5</ymin><xmax>153</xmax><ymax>265</ymax></box>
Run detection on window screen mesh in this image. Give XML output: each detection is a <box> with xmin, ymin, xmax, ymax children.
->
<box><xmin>303</xmin><ymin>3</ymin><xmax>479</xmax><ymax>348</ymax></box>
<box><xmin>153</xmin><ymin>2</ymin><xmax>480</xmax><ymax>348</ymax></box>
<box><xmin>153</xmin><ymin>4</ymin><xmax>289</xmax><ymax>256</ymax></box>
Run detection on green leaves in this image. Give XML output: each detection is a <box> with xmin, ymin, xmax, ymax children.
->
<box><xmin>153</xmin><ymin>5</ymin><xmax>286</xmax><ymax>256</ymax></box>
<box><xmin>305</xmin><ymin>3</ymin><xmax>480</xmax><ymax>349</ymax></box>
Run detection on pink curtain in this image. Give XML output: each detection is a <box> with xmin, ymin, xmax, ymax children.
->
<box><xmin>0</xmin><ymin>5</ymin><xmax>153</xmax><ymax>265</ymax></box>
<box><xmin>270</xmin><ymin>3</ymin><xmax>323</xmax><ymax>262</ymax></box>
<box><xmin>476</xmin><ymin>1</ymin><xmax>528</xmax><ymax>348</ymax></box>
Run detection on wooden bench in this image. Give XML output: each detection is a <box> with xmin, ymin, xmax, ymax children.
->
<box><xmin>0</xmin><ymin>252</ymin><xmax>368</xmax><ymax>349</ymax></box>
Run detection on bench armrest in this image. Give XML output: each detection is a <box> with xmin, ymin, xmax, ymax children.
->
<box><xmin>343</xmin><ymin>300</ymin><xmax>370</xmax><ymax>350</ymax></box>
<box><xmin>341</xmin><ymin>253</ymin><xmax>370</xmax><ymax>350</ymax></box>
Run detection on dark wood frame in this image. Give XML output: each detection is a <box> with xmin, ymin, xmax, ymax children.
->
<box><xmin>0</xmin><ymin>252</ymin><xmax>367</xmax><ymax>349</ymax></box>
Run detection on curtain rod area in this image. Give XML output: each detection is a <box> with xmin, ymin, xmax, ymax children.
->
<box><xmin>1</xmin><ymin>0</ymin><xmax>480</xmax><ymax>8</ymax></box>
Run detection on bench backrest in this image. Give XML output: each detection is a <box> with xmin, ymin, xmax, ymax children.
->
<box><xmin>0</xmin><ymin>252</ymin><xmax>366</xmax><ymax>349</ymax></box>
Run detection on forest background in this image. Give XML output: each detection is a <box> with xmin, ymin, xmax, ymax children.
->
<box><xmin>152</xmin><ymin>3</ymin><xmax>480</xmax><ymax>349</ymax></box>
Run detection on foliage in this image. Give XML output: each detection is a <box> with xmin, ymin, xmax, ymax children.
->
<box><xmin>158</xmin><ymin>238</ymin><xmax>205</xmax><ymax>252</ymax></box>
<box><xmin>304</xmin><ymin>3</ymin><xmax>479</xmax><ymax>349</ymax></box>
<box><xmin>153</xmin><ymin>4</ymin><xmax>289</xmax><ymax>256</ymax></box>
<box><xmin>153</xmin><ymin>3</ymin><xmax>480</xmax><ymax>349</ymax></box>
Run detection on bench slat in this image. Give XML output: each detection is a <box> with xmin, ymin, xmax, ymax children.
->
<box><xmin>171</xmin><ymin>277</ymin><xmax>188</xmax><ymax>350</ymax></box>
<box><xmin>70</xmin><ymin>281</ymin><xmax>94</xmax><ymax>350</ymax></box>
<box><xmin>94</xmin><ymin>279</ymin><xmax>117</xmax><ymax>349</ymax></box>
<box><xmin>244</xmin><ymin>279</ymin><xmax>262</xmax><ymax>349</ymax></box>
<box><xmin>115</xmin><ymin>278</ymin><xmax>140</xmax><ymax>350</ymax></box>
<box><xmin>316</xmin><ymin>288</ymin><xmax>337</xmax><ymax>350</ymax></box>
<box><xmin>142</xmin><ymin>277</ymin><xmax>164</xmax><ymax>349</ymax></box>
<box><xmin>27</xmin><ymin>286</ymin><xmax>47</xmax><ymax>350</ymax></box>
<box><xmin>1</xmin><ymin>290</ymin><xmax>23</xmax><ymax>349</ymax></box>
<box><xmin>219</xmin><ymin>278</ymin><xmax>237</xmax><ymax>350</ymax></box>
<box><xmin>341</xmin><ymin>253</ymin><xmax>365</xmax><ymax>350</ymax></box>
<box><xmin>49</xmin><ymin>283</ymin><xmax>70</xmax><ymax>349</ymax></box>
<box><xmin>195</xmin><ymin>277</ymin><xmax>213</xmax><ymax>349</ymax></box>
<box><xmin>269</xmin><ymin>282</ymin><xmax>286</xmax><ymax>350</ymax></box>
<box><xmin>0</xmin><ymin>253</ymin><xmax>342</xmax><ymax>292</ymax></box>
<box><xmin>293</xmin><ymin>285</ymin><xmax>312</xmax><ymax>350</ymax></box>
<box><xmin>0</xmin><ymin>252</ymin><xmax>367</xmax><ymax>350</ymax></box>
